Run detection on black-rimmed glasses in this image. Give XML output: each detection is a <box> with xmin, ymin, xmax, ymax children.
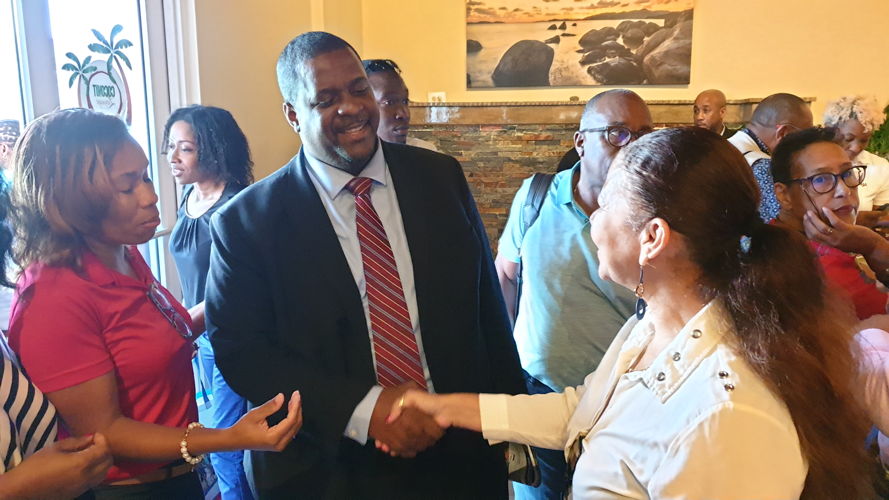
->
<box><xmin>578</xmin><ymin>126</ymin><xmax>651</xmax><ymax>148</ymax></box>
<box><xmin>790</xmin><ymin>165</ymin><xmax>867</xmax><ymax>194</ymax></box>
<box><xmin>147</xmin><ymin>282</ymin><xmax>194</xmax><ymax>340</ymax></box>
<box><xmin>362</xmin><ymin>59</ymin><xmax>401</xmax><ymax>74</ymax></box>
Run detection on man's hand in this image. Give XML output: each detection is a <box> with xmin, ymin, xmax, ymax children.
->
<box><xmin>368</xmin><ymin>383</ymin><xmax>443</xmax><ymax>458</ymax></box>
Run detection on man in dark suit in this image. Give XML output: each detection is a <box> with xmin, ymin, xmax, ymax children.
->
<box><xmin>693</xmin><ymin>89</ymin><xmax>735</xmax><ymax>139</ymax></box>
<box><xmin>204</xmin><ymin>31</ymin><xmax>525</xmax><ymax>499</ymax></box>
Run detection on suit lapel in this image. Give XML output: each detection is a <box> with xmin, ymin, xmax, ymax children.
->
<box><xmin>281</xmin><ymin>151</ymin><xmax>373</xmax><ymax>373</ymax></box>
<box><xmin>385</xmin><ymin>143</ymin><xmax>432</xmax><ymax>324</ymax></box>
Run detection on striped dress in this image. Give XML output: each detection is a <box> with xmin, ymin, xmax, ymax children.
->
<box><xmin>0</xmin><ymin>335</ymin><xmax>57</xmax><ymax>473</ymax></box>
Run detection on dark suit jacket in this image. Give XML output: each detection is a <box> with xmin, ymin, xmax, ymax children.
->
<box><xmin>205</xmin><ymin>142</ymin><xmax>526</xmax><ymax>499</ymax></box>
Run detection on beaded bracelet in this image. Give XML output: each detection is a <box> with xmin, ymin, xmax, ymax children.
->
<box><xmin>180</xmin><ymin>422</ymin><xmax>205</xmax><ymax>465</ymax></box>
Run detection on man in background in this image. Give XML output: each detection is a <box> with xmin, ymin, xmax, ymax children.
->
<box><xmin>362</xmin><ymin>59</ymin><xmax>439</xmax><ymax>152</ymax></box>
<box><xmin>0</xmin><ymin>119</ymin><xmax>19</xmax><ymax>332</ymax></box>
<box><xmin>728</xmin><ymin>93</ymin><xmax>813</xmax><ymax>221</ymax></box>
<box><xmin>693</xmin><ymin>89</ymin><xmax>734</xmax><ymax>138</ymax></box>
<box><xmin>495</xmin><ymin>89</ymin><xmax>647</xmax><ymax>499</ymax></box>
<box><xmin>0</xmin><ymin>120</ymin><xmax>19</xmax><ymax>180</ymax></box>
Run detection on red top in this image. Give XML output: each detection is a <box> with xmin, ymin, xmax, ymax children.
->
<box><xmin>810</xmin><ymin>241</ymin><xmax>887</xmax><ymax>319</ymax></box>
<box><xmin>8</xmin><ymin>247</ymin><xmax>197</xmax><ymax>482</ymax></box>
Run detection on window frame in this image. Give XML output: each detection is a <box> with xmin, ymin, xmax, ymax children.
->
<box><xmin>11</xmin><ymin>0</ymin><xmax>190</xmax><ymax>296</ymax></box>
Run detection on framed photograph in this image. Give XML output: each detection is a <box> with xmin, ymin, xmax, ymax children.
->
<box><xmin>466</xmin><ymin>0</ymin><xmax>694</xmax><ymax>88</ymax></box>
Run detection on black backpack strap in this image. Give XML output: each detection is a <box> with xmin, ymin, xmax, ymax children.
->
<box><xmin>521</xmin><ymin>173</ymin><xmax>554</xmax><ymax>236</ymax></box>
<box><xmin>515</xmin><ymin>173</ymin><xmax>555</xmax><ymax>315</ymax></box>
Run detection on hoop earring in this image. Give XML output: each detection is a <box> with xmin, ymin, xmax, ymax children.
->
<box><xmin>634</xmin><ymin>267</ymin><xmax>647</xmax><ymax>320</ymax></box>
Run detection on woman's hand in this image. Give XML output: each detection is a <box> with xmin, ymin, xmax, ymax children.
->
<box><xmin>804</xmin><ymin>208</ymin><xmax>881</xmax><ymax>255</ymax></box>
<box><xmin>227</xmin><ymin>391</ymin><xmax>302</xmax><ymax>452</ymax></box>
<box><xmin>386</xmin><ymin>389</ymin><xmax>451</xmax><ymax>428</ymax></box>
<box><xmin>807</xmin><ymin>207</ymin><xmax>889</xmax><ymax>286</ymax></box>
<box><xmin>0</xmin><ymin>433</ymin><xmax>113</xmax><ymax>499</ymax></box>
<box><xmin>376</xmin><ymin>390</ymin><xmax>482</xmax><ymax>454</ymax></box>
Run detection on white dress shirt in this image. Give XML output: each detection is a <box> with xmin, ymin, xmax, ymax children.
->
<box><xmin>479</xmin><ymin>300</ymin><xmax>807</xmax><ymax>499</ymax></box>
<box><xmin>856</xmin><ymin>327</ymin><xmax>889</xmax><ymax>465</ymax></box>
<box><xmin>304</xmin><ymin>143</ymin><xmax>434</xmax><ymax>445</ymax></box>
<box><xmin>855</xmin><ymin>150</ymin><xmax>889</xmax><ymax>211</ymax></box>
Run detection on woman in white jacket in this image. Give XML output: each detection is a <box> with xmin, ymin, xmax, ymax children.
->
<box><xmin>388</xmin><ymin>127</ymin><xmax>874</xmax><ymax>500</ymax></box>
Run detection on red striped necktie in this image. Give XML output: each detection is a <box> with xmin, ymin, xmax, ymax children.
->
<box><xmin>346</xmin><ymin>177</ymin><xmax>427</xmax><ymax>389</ymax></box>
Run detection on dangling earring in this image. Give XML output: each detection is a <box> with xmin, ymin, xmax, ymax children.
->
<box><xmin>634</xmin><ymin>267</ymin><xmax>647</xmax><ymax>320</ymax></box>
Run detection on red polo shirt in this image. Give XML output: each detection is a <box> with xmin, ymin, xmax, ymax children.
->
<box><xmin>8</xmin><ymin>247</ymin><xmax>197</xmax><ymax>482</ymax></box>
<box><xmin>810</xmin><ymin>241</ymin><xmax>888</xmax><ymax>319</ymax></box>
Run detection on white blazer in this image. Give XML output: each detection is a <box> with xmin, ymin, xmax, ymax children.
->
<box><xmin>480</xmin><ymin>300</ymin><xmax>807</xmax><ymax>499</ymax></box>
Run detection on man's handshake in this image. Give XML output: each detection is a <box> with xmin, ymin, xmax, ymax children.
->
<box><xmin>368</xmin><ymin>382</ymin><xmax>444</xmax><ymax>457</ymax></box>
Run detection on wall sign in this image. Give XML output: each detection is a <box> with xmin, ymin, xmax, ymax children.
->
<box><xmin>61</xmin><ymin>24</ymin><xmax>133</xmax><ymax>124</ymax></box>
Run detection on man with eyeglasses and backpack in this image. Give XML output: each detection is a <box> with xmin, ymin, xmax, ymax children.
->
<box><xmin>494</xmin><ymin>89</ymin><xmax>650</xmax><ymax>500</ymax></box>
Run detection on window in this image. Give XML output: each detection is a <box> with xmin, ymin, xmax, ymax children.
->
<box><xmin>12</xmin><ymin>0</ymin><xmax>183</xmax><ymax>296</ymax></box>
<box><xmin>0</xmin><ymin>0</ymin><xmax>24</xmax><ymax>133</ymax></box>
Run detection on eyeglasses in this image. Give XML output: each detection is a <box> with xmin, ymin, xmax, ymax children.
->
<box><xmin>777</xmin><ymin>122</ymin><xmax>802</xmax><ymax>132</ymax></box>
<box><xmin>578</xmin><ymin>126</ymin><xmax>652</xmax><ymax>148</ymax></box>
<box><xmin>363</xmin><ymin>59</ymin><xmax>401</xmax><ymax>75</ymax></box>
<box><xmin>147</xmin><ymin>282</ymin><xmax>194</xmax><ymax>340</ymax></box>
<box><xmin>790</xmin><ymin>165</ymin><xmax>867</xmax><ymax>194</ymax></box>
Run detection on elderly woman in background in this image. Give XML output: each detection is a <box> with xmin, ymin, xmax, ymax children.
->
<box><xmin>772</xmin><ymin>127</ymin><xmax>889</xmax><ymax>319</ymax></box>
<box><xmin>8</xmin><ymin>109</ymin><xmax>301</xmax><ymax>499</ymax></box>
<box><xmin>387</xmin><ymin>127</ymin><xmax>873</xmax><ymax>499</ymax></box>
<box><xmin>823</xmin><ymin>95</ymin><xmax>889</xmax><ymax>212</ymax></box>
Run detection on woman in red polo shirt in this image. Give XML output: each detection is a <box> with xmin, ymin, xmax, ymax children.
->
<box><xmin>7</xmin><ymin>109</ymin><xmax>302</xmax><ymax>499</ymax></box>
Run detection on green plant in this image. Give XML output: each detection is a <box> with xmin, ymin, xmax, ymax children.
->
<box><xmin>868</xmin><ymin>104</ymin><xmax>889</xmax><ymax>158</ymax></box>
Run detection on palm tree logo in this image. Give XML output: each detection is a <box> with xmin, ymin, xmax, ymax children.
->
<box><xmin>60</xmin><ymin>52</ymin><xmax>97</xmax><ymax>107</ymax></box>
<box><xmin>87</xmin><ymin>24</ymin><xmax>133</xmax><ymax>124</ymax></box>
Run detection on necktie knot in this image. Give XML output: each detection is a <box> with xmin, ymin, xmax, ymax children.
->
<box><xmin>346</xmin><ymin>177</ymin><xmax>373</xmax><ymax>198</ymax></box>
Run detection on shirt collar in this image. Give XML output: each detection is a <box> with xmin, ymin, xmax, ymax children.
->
<box><xmin>626</xmin><ymin>299</ymin><xmax>731</xmax><ymax>403</ymax></box>
<box><xmin>555</xmin><ymin>162</ymin><xmax>581</xmax><ymax>205</ymax></box>
<box><xmin>742</xmin><ymin>127</ymin><xmax>771</xmax><ymax>155</ymax></box>
<box><xmin>80</xmin><ymin>246</ymin><xmax>153</xmax><ymax>288</ymax></box>
<box><xmin>303</xmin><ymin>141</ymin><xmax>387</xmax><ymax>199</ymax></box>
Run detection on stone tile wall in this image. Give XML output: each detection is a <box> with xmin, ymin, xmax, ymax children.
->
<box><xmin>411</xmin><ymin>124</ymin><xmax>576</xmax><ymax>248</ymax></box>
<box><xmin>407</xmin><ymin>99</ymin><xmax>808</xmax><ymax>250</ymax></box>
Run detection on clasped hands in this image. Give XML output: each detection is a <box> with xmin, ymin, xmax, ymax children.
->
<box><xmin>369</xmin><ymin>382</ymin><xmax>447</xmax><ymax>458</ymax></box>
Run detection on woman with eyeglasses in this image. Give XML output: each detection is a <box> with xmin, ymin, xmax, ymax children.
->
<box><xmin>771</xmin><ymin>127</ymin><xmax>889</xmax><ymax>319</ymax></box>
<box><xmin>7</xmin><ymin>109</ymin><xmax>301</xmax><ymax>499</ymax></box>
<box><xmin>386</xmin><ymin>127</ymin><xmax>874</xmax><ymax>499</ymax></box>
<box><xmin>164</xmin><ymin>105</ymin><xmax>254</xmax><ymax>499</ymax></box>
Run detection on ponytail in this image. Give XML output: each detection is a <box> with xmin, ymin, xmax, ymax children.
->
<box><xmin>621</xmin><ymin>127</ymin><xmax>873</xmax><ymax>499</ymax></box>
<box><xmin>725</xmin><ymin>223</ymin><xmax>871</xmax><ymax>499</ymax></box>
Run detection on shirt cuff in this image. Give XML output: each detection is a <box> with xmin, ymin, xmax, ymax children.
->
<box><xmin>479</xmin><ymin>393</ymin><xmax>510</xmax><ymax>444</ymax></box>
<box><xmin>344</xmin><ymin>385</ymin><xmax>383</xmax><ymax>444</ymax></box>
